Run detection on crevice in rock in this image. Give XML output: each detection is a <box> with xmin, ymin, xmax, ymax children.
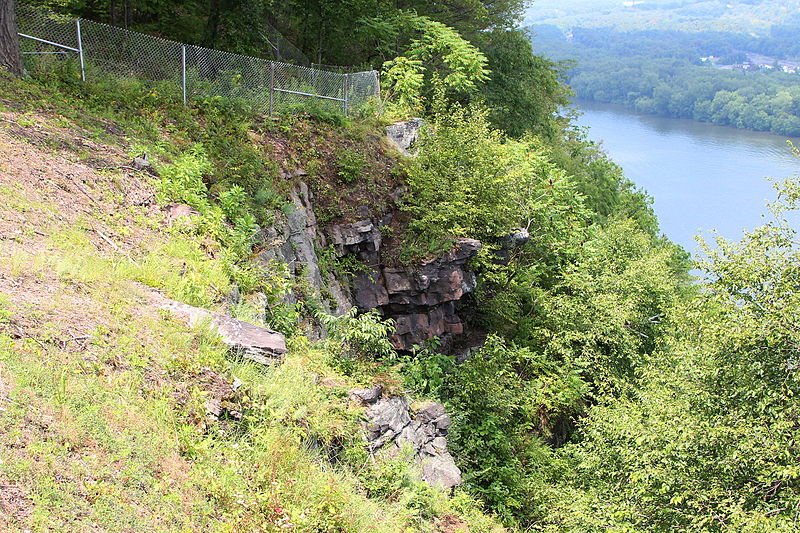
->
<box><xmin>326</xmin><ymin>216</ymin><xmax>482</xmax><ymax>352</ymax></box>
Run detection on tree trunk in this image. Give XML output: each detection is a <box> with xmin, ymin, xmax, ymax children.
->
<box><xmin>0</xmin><ymin>0</ymin><xmax>23</xmax><ymax>77</ymax></box>
<box><xmin>204</xmin><ymin>0</ymin><xmax>221</xmax><ymax>48</ymax></box>
<box><xmin>123</xmin><ymin>0</ymin><xmax>131</xmax><ymax>29</ymax></box>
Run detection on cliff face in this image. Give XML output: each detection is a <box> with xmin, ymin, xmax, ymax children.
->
<box><xmin>256</xmin><ymin>121</ymin><xmax>484</xmax><ymax>353</ymax></box>
<box><xmin>257</xmin><ymin>182</ymin><xmax>482</xmax><ymax>352</ymax></box>
<box><xmin>329</xmin><ymin>219</ymin><xmax>480</xmax><ymax>351</ymax></box>
<box><xmin>250</xmin><ymin>136</ymin><xmax>481</xmax><ymax>490</ymax></box>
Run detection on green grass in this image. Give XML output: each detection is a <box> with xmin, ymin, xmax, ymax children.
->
<box><xmin>0</xmin><ymin>68</ymin><xmax>503</xmax><ymax>531</ymax></box>
<box><xmin>0</xmin><ymin>227</ymin><xmax>427</xmax><ymax>531</ymax></box>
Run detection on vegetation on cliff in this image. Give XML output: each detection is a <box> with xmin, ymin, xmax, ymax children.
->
<box><xmin>1</xmin><ymin>1</ymin><xmax>799</xmax><ymax>531</ymax></box>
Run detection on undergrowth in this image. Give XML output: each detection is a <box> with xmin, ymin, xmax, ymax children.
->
<box><xmin>0</xmin><ymin>64</ymin><xmax>503</xmax><ymax>531</ymax></box>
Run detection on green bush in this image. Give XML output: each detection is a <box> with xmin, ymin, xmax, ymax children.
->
<box><xmin>335</xmin><ymin>148</ymin><xmax>367</xmax><ymax>184</ymax></box>
<box><xmin>318</xmin><ymin>308</ymin><xmax>396</xmax><ymax>360</ymax></box>
<box><xmin>396</xmin><ymin>338</ymin><xmax>454</xmax><ymax>397</ymax></box>
<box><xmin>400</xmin><ymin>104</ymin><xmax>585</xmax><ymax>260</ymax></box>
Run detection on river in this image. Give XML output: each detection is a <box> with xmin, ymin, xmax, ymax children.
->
<box><xmin>574</xmin><ymin>100</ymin><xmax>800</xmax><ymax>255</ymax></box>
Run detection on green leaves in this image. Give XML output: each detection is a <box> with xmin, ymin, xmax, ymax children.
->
<box><xmin>380</xmin><ymin>14</ymin><xmax>489</xmax><ymax>118</ymax></box>
<box><xmin>446</xmin><ymin>335</ymin><xmax>586</xmax><ymax>525</ymax></box>
<box><xmin>318</xmin><ymin>308</ymin><xmax>396</xmax><ymax>360</ymax></box>
<box><xmin>381</xmin><ymin>56</ymin><xmax>426</xmax><ymax>115</ymax></box>
<box><xmin>530</xmin><ymin>178</ymin><xmax>800</xmax><ymax>530</ymax></box>
<box><xmin>156</xmin><ymin>145</ymin><xmax>213</xmax><ymax>211</ymax></box>
<box><xmin>400</xmin><ymin>105</ymin><xmax>584</xmax><ymax>259</ymax></box>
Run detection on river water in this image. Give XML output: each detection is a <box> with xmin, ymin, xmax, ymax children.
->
<box><xmin>574</xmin><ymin>100</ymin><xmax>800</xmax><ymax>254</ymax></box>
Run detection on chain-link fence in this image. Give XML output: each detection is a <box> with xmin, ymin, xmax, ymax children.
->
<box><xmin>15</xmin><ymin>4</ymin><xmax>381</xmax><ymax>116</ymax></box>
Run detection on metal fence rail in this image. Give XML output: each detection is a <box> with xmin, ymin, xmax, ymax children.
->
<box><xmin>15</xmin><ymin>4</ymin><xmax>380</xmax><ymax>116</ymax></box>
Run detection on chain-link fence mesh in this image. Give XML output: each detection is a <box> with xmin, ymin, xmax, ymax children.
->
<box><xmin>15</xmin><ymin>4</ymin><xmax>380</xmax><ymax>116</ymax></box>
<box><xmin>17</xmin><ymin>6</ymin><xmax>78</xmax><ymax>56</ymax></box>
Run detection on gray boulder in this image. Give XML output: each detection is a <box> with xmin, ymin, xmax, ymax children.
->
<box><xmin>386</xmin><ymin>118</ymin><xmax>424</xmax><ymax>157</ymax></box>
<box><xmin>350</xmin><ymin>384</ymin><xmax>384</xmax><ymax>404</ymax></box>
<box><xmin>361</xmin><ymin>396</ymin><xmax>462</xmax><ymax>489</ymax></box>
<box><xmin>149</xmin><ymin>290</ymin><xmax>286</xmax><ymax>365</ymax></box>
<box><xmin>421</xmin><ymin>452</ymin><xmax>463</xmax><ymax>489</ymax></box>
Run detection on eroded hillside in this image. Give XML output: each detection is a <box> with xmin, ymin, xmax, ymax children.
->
<box><xmin>0</xmin><ymin>76</ymin><xmax>502</xmax><ymax>532</ymax></box>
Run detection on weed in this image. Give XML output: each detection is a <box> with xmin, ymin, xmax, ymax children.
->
<box><xmin>16</xmin><ymin>112</ymin><xmax>36</xmax><ymax>128</ymax></box>
<box><xmin>335</xmin><ymin>148</ymin><xmax>366</xmax><ymax>184</ymax></box>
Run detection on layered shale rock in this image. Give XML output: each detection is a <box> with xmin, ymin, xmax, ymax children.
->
<box><xmin>381</xmin><ymin>239</ymin><xmax>481</xmax><ymax>349</ymax></box>
<box><xmin>149</xmin><ymin>290</ymin><xmax>287</xmax><ymax>365</ymax></box>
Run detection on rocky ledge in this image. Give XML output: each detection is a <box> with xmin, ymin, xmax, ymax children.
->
<box><xmin>328</xmin><ymin>219</ymin><xmax>481</xmax><ymax>351</ymax></box>
<box><xmin>148</xmin><ymin>290</ymin><xmax>287</xmax><ymax>365</ymax></box>
<box><xmin>352</xmin><ymin>385</ymin><xmax>462</xmax><ymax>489</ymax></box>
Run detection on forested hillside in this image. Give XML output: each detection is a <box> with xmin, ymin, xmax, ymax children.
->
<box><xmin>1</xmin><ymin>0</ymin><xmax>799</xmax><ymax>531</ymax></box>
<box><xmin>524</xmin><ymin>0</ymin><xmax>800</xmax><ymax>34</ymax></box>
<box><xmin>529</xmin><ymin>1</ymin><xmax>800</xmax><ymax>135</ymax></box>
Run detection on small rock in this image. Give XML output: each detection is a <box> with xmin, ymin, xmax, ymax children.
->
<box><xmin>431</xmin><ymin>436</ymin><xmax>447</xmax><ymax>451</ymax></box>
<box><xmin>390</xmin><ymin>186</ymin><xmax>407</xmax><ymax>205</ymax></box>
<box><xmin>433</xmin><ymin>414</ymin><xmax>452</xmax><ymax>431</ymax></box>
<box><xmin>350</xmin><ymin>384</ymin><xmax>383</xmax><ymax>404</ymax></box>
<box><xmin>205</xmin><ymin>397</ymin><xmax>222</xmax><ymax>418</ymax></box>
<box><xmin>386</xmin><ymin>118</ymin><xmax>424</xmax><ymax>157</ymax></box>
<box><xmin>165</xmin><ymin>203</ymin><xmax>200</xmax><ymax>225</ymax></box>
<box><xmin>501</xmin><ymin>228</ymin><xmax>530</xmax><ymax>249</ymax></box>
<box><xmin>366</xmin><ymin>397</ymin><xmax>410</xmax><ymax>436</ymax></box>
<box><xmin>152</xmin><ymin>291</ymin><xmax>287</xmax><ymax>364</ymax></box>
<box><xmin>133</xmin><ymin>153</ymin><xmax>150</xmax><ymax>170</ymax></box>
<box><xmin>421</xmin><ymin>453</ymin><xmax>462</xmax><ymax>489</ymax></box>
<box><xmin>279</xmin><ymin>167</ymin><xmax>308</xmax><ymax>180</ymax></box>
<box><xmin>414</xmin><ymin>401</ymin><xmax>446</xmax><ymax>424</ymax></box>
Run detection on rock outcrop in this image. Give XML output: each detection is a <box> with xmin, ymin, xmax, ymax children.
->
<box><xmin>327</xmin><ymin>218</ymin><xmax>481</xmax><ymax>350</ymax></box>
<box><xmin>149</xmin><ymin>291</ymin><xmax>287</xmax><ymax>365</ymax></box>
<box><xmin>354</xmin><ymin>388</ymin><xmax>462</xmax><ymax>489</ymax></box>
<box><xmin>386</xmin><ymin>118</ymin><xmax>424</xmax><ymax>157</ymax></box>
<box><xmin>257</xmin><ymin>181</ymin><xmax>353</xmax><ymax>320</ymax></box>
<box><xmin>381</xmin><ymin>239</ymin><xmax>481</xmax><ymax>350</ymax></box>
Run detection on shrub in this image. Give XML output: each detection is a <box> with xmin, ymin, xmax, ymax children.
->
<box><xmin>401</xmin><ymin>104</ymin><xmax>585</xmax><ymax>260</ymax></box>
<box><xmin>335</xmin><ymin>148</ymin><xmax>367</xmax><ymax>184</ymax></box>
<box><xmin>318</xmin><ymin>308</ymin><xmax>396</xmax><ymax>359</ymax></box>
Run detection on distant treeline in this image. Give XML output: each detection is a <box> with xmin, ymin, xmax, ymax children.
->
<box><xmin>533</xmin><ymin>25</ymin><xmax>800</xmax><ymax>135</ymax></box>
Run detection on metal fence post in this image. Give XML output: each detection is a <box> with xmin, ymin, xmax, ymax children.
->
<box><xmin>181</xmin><ymin>45</ymin><xmax>187</xmax><ymax>106</ymax></box>
<box><xmin>342</xmin><ymin>73</ymin><xmax>349</xmax><ymax>115</ymax></box>
<box><xmin>75</xmin><ymin>20</ymin><xmax>85</xmax><ymax>82</ymax></box>
<box><xmin>269</xmin><ymin>61</ymin><xmax>275</xmax><ymax>116</ymax></box>
<box><xmin>374</xmin><ymin>70</ymin><xmax>382</xmax><ymax>116</ymax></box>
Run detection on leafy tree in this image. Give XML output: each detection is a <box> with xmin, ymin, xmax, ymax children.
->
<box><xmin>477</xmin><ymin>28</ymin><xmax>570</xmax><ymax>138</ymax></box>
<box><xmin>380</xmin><ymin>14</ymin><xmax>489</xmax><ymax>117</ymax></box>
<box><xmin>400</xmin><ymin>104</ymin><xmax>582</xmax><ymax>256</ymax></box>
<box><xmin>446</xmin><ymin>335</ymin><xmax>585</xmax><ymax>525</ymax></box>
<box><xmin>399</xmin><ymin>0</ymin><xmax>527</xmax><ymax>37</ymax></box>
<box><xmin>448</xmin><ymin>216</ymin><xmax>691</xmax><ymax>528</ymax></box>
<box><xmin>536</xmin><ymin>177</ymin><xmax>800</xmax><ymax>531</ymax></box>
